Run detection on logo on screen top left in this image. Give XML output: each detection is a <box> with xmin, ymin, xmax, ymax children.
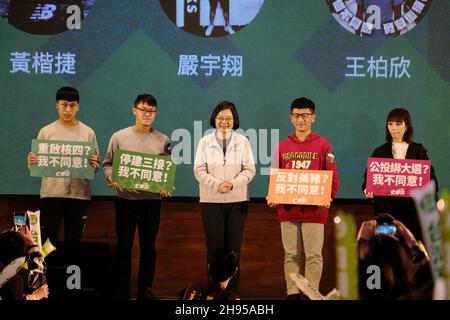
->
<box><xmin>0</xmin><ymin>0</ymin><xmax>95</xmax><ymax>35</ymax></box>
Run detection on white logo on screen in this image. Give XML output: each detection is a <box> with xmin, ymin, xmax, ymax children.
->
<box><xmin>366</xmin><ymin>5</ymin><xmax>381</xmax><ymax>30</ymax></box>
<box><xmin>30</xmin><ymin>4</ymin><xmax>57</xmax><ymax>21</ymax></box>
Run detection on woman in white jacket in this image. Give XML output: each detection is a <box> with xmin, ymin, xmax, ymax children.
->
<box><xmin>194</xmin><ymin>101</ymin><xmax>256</xmax><ymax>293</ymax></box>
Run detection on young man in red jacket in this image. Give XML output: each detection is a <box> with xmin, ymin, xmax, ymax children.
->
<box><xmin>268</xmin><ymin>97</ymin><xmax>339</xmax><ymax>299</ymax></box>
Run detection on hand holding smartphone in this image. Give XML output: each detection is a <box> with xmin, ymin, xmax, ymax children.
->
<box><xmin>374</xmin><ymin>213</ymin><xmax>397</xmax><ymax>236</ymax></box>
<box><xmin>13</xmin><ymin>211</ymin><xmax>27</xmax><ymax>232</ymax></box>
<box><xmin>374</xmin><ymin>224</ymin><xmax>397</xmax><ymax>235</ymax></box>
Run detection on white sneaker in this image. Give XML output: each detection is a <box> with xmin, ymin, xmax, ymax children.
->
<box><xmin>224</xmin><ymin>25</ymin><xmax>235</xmax><ymax>35</ymax></box>
<box><xmin>205</xmin><ymin>24</ymin><xmax>214</xmax><ymax>36</ymax></box>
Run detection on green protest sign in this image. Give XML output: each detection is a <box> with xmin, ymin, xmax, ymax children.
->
<box><xmin>112</xmin><ymin>149</ymin><xmax>176</xmax><ymax>193</ymax></box>
<box><xmin>30</xmin><ymin>139</ymin><xmax>96</xmax><ymax>180</ymax></box>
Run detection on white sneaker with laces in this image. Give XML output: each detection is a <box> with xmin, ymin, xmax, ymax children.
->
<box><xmin>224</xmin><ymin>25</ymin><xmax>235</xmax><ymax>35</ymax></box>
<box><xmin>205</xmin><ymin>24</ymin><xmax>214</xmax><ymax>36</ymax></box>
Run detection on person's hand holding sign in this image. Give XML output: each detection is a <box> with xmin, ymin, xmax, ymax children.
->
<box><xmin>27</xmin><ymin>152</ymin><xmax>37</xmax><ymax>167</ymax></box>
<box><xmin>266</xmin><ymin>196</ymin><xmax>278</xmax><ymax>209</ymax></box>
<box><xmin>160</xmin><ymin>185</ymin><xmax>176</xmax><ymax>198</ymax></box>
<box><xmin>89</xmin><ymin>154</ymin><xmax>100</xmax><ymax>168</ymax></box>
<box><xmin>107</xmin><ymin>176</ymin><xmax>123</xmax><ymax>192</ymax></box>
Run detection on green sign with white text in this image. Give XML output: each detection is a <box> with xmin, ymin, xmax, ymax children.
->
<box><xmin>30</xmin><ymin>139</ymin><xmax>95</xmax><ymax>180</ymax></box>
<box><xmin>112</xmin><ymin>149</ymin><xmax>176</xmax><ymax>193</ymax></box>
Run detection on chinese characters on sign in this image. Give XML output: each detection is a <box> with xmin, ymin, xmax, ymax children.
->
<box><xmin>30</xmin><ymin>140</ymin><xmax>96</xmax><ymax>179</ymax></box>
<box><xmin>267</xmin><ymin>169</ymin><xmax>333</xmax><ymax>206</ymax></box>
<box><xmin>10</xmin><ymin>52</ymin><xmax>77</xmax><ymax>75</ymax></box>
<box><xmin>177</xmin><ymin>54</ymin><xmax>243</xmax><ymax>77</ymax></box>
<box><xmin>345</xmin><ymin>56</ymin><xmax>411</xmax><ymax>78</ymax></box>
<box><xmin>366</xmin><ymin>158</ymin><xmax>431</xmax><ymax>197</ymax></box>
<box><xmin>112</xmin><ymin>149</ymin><xmax>176</xmax><ymax>193</ymax></box>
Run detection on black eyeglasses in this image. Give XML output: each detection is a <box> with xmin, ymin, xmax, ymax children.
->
<box><xmin>291</xmin><ymin>112</ymin><xmax>313</xmax><ymax>120</ymax></box>
<box><xmin>135</xmin><ymin>106</ymin><xmax>156</xmax><ymax>115</ymax></box>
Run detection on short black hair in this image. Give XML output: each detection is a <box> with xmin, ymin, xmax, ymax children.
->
<box><xmin>134</xmin><ymin>94</ymin><xmax>157</xmax><ymax>108</ymax></box>
<box><xmin>0</xmin><ymin>231</ymin><xmax>27</xmax><ymax>266</ymax></box>
<box><xmin>209</xmin><ymin>247</ymin><xmax>238</xmax><ymax>282</ymax></box>
<box><xmin>209</xmin><ymin>101</ymin><xmax>240</xmax><ymax>130</ymax></box>
<box><xmin>291</xmin><ymin>97</ymin><xmax>315</xmax><ymax>113</ymax></box>
<box><xmin>385</xmin><ymin>108</ymin><xmax>414</xmax><ymax>144</ymax></box>
<box><xmin>56</xmin><ymin>87</ymin><xmax>79</xmax><ymax>102</ymax></box>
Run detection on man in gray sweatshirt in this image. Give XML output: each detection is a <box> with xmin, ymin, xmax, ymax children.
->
<box><xmin>27</xmin><ymin>86</ymin><xmax>100</xmax><ymax>244</ymax></box>
<box><xmin>102</xmin><ymin>93</ymin><xmax>172</xmax><ymax>300</ymax></box>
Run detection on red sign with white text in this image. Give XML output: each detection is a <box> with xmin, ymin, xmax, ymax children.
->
<box><xmin>366</xmin><ymin>158</ymin><xmax>431</xmax><ymax>197</ymax></box>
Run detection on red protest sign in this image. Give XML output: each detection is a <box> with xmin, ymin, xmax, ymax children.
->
<box><xmin>366</xmin><ymin>157</ymin><xmax>431</xmax><ymax>197</ymax></box>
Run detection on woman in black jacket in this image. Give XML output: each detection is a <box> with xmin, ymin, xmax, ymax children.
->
<box><xmin>362</xmin><ymin>108</ymin><xmax>439</xmax><ymax>241</ymax></box>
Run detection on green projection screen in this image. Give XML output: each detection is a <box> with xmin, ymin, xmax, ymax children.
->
<box><xmin>0</xmin><ymin>0</ymin><xmax>448</xmax><ymax>198</ymax></box>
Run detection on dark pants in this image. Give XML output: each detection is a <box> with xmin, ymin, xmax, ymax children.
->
<box><xmin>40</xmin><ymin>197</ymin><xmax>88</xmax><ymax>244</ymax></box>
<box><xmin>115</xmin><ymin>198</ymin><xmax>161</xmax><ymax>299</ymax></box>
<box><xmin>210</xmin><ymin>0</ymin><xmax>229</xmax><ymax>12</ymax></box>
<box><xmin>201</xmin><ymin>202</ymin><xmax>248</xmax><ymax>292</ymax></box>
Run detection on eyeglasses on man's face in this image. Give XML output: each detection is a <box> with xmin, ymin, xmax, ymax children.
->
<box><xmin>291</xmin><ymin>112</ymin><xmax>313</xmax><ymax>120</ymax></box>
<box><xmin>135</xmin><ymin>106</ymin><xmax>157</xmax><ymax>115</ymax></box>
